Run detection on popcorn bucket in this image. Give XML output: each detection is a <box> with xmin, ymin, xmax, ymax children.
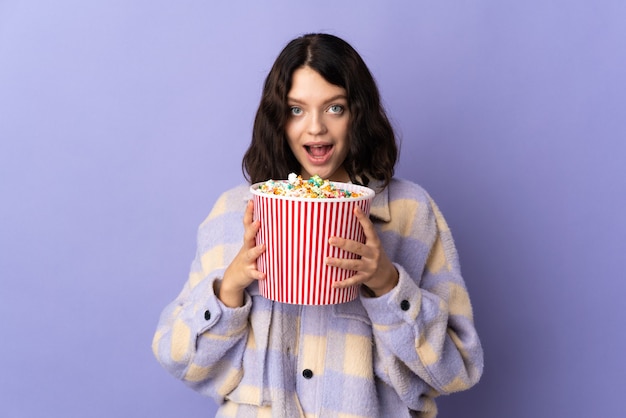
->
<box><xmin>250</xmin><ymin>181</ymin><xmax>375</xmax><ymax>305</ymax></box>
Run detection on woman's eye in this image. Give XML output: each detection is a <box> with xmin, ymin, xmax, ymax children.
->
<box><xmin>328</xmin><ymin>104</ymin><xmax>344</xmax><ymax>114</ymax></box>
<box><xmin>290</xmin><ymin>106</ymin><xmax>303</xmax><ymax>116</ymax></box>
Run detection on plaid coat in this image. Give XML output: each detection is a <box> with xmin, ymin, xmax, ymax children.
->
<box><xmin>153</xmin><ymin>178</ymin><xmax>483</xmax><ymax>417</ymax></box>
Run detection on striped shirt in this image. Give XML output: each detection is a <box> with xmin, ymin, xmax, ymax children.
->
<box><xmin>152</xmin><ymin>178</ymin><xmax>483</xmax><ymax>417</ymax></box>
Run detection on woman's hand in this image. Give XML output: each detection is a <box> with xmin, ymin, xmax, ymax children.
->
<box><xmin>219</xmin><ymin>200</ymin><xmax>266</xmax><ymax>307</ymax></box>
<box><xmin>326</xmin><ymin>206</ymin><xmax>399</xmax><ymax>297</ymax></box>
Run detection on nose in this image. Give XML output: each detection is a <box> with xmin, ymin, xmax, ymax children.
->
<box><xmin>307</xmin><ymin>112</ymin><xmax>327</xmax><ymax>136</ymax></box>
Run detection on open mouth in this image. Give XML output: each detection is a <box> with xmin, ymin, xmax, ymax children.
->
<box><xmin>305</xmin><ymin>144</ymin><xmax>333</xmax><ymax>157</ymax></box>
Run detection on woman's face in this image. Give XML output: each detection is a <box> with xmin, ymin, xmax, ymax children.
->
<box><xmin>285</xmin><ymin>66</ymin><xmax>350</xmax><ymax>182</ymax></box>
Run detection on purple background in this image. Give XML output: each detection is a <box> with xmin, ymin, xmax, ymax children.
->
<box><xmin>1</xmin><ymin>1</ymin><xmax>625</xmax><ymax>417</ymax></box>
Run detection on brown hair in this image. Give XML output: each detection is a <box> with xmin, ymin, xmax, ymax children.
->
<box><xmin>242</xmin><ymin>33</ymin><xmax>398</xmax><ymax>187</ymax></box>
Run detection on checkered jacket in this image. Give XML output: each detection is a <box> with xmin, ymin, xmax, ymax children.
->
<box><xmin>152</xmin><ymin>178</ymin><xmax>483</xmax><ymax>417</ymax></box>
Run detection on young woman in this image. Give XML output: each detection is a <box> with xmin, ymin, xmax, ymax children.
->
<box><xmin>153</xmin><ymin>33</ymin><xmax>483</xmax><ymax>417</ymax></box>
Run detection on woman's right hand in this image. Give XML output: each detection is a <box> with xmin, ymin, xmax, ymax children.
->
<box><xmin>219</xmin><ymin>200</ymin><xmax>266</xmax><ymax>307</ymax></box>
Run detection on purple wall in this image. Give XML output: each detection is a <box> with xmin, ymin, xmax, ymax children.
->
<box><xmin>1</xmin><ymin>1</ymin><xmax>624</xmax><ymax>417</ymax></box>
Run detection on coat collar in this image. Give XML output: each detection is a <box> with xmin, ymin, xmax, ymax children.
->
<box><xmin>368</xmin><ymin>180</ymin><xmax>391</xmax><ymax>222</ymax></box>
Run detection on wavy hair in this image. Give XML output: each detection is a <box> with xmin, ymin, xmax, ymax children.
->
<box><xmin>242</xmin><ymin>33</ymin><xmax>398</xmax><ymax>187</ymax></box>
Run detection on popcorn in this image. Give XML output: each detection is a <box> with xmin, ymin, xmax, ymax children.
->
<box><xmin>251</xmin><ymin>174</ymin><xmax>375</xmax><ymax>304</ymax></box>
<box><xmin>257</xmin><ymin>173</ymin><xmax>363</xmax><ymax>199</ymax></box>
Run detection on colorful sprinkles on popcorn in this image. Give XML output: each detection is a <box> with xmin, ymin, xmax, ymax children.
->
<box><xmin>258</xmin><ymin>173</ymin><xmax>363</xmax><ymax>198</ymax></box>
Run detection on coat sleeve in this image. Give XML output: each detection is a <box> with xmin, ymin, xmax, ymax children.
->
<box><xmin>361</xmin><ymin>193</ymin><xmax>484</xmax><ymax>409</ymax></box>
<box><xmin>151</xmin><ymin>187</ymin><xmax>252</xmax><ymax>403</ymax></box>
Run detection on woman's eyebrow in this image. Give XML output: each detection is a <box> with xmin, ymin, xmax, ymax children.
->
<box><xmin>287</xmin><ymin>94</ymin><xmax>348</xmax><ymax>105</ymax></box>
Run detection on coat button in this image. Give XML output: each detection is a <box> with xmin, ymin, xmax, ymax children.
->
<box><xmin>302</xmin><ymin>369</ymin><xmax>313</xmax><ymax>379</ymax></box>
<box><xmin>400</xmin><ymin>300</ymin><xmax>410</xmax><ymax>311</ymax></box>
<box><xmin>204</xmin><ymin>310</ymin><xmax>211</xmax><ymax>320</ymax></box>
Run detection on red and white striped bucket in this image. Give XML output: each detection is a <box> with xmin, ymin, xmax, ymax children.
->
<box><xmin>250</xmin><ymin>181</ymin><xmax>375</xmax><ymax>305</ymax></box>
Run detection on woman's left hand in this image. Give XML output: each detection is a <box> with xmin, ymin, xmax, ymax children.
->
<box><xmin>326</xmin><ymin>206</ymin><xmax>399</xmax><ymax>296</ymax></box>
